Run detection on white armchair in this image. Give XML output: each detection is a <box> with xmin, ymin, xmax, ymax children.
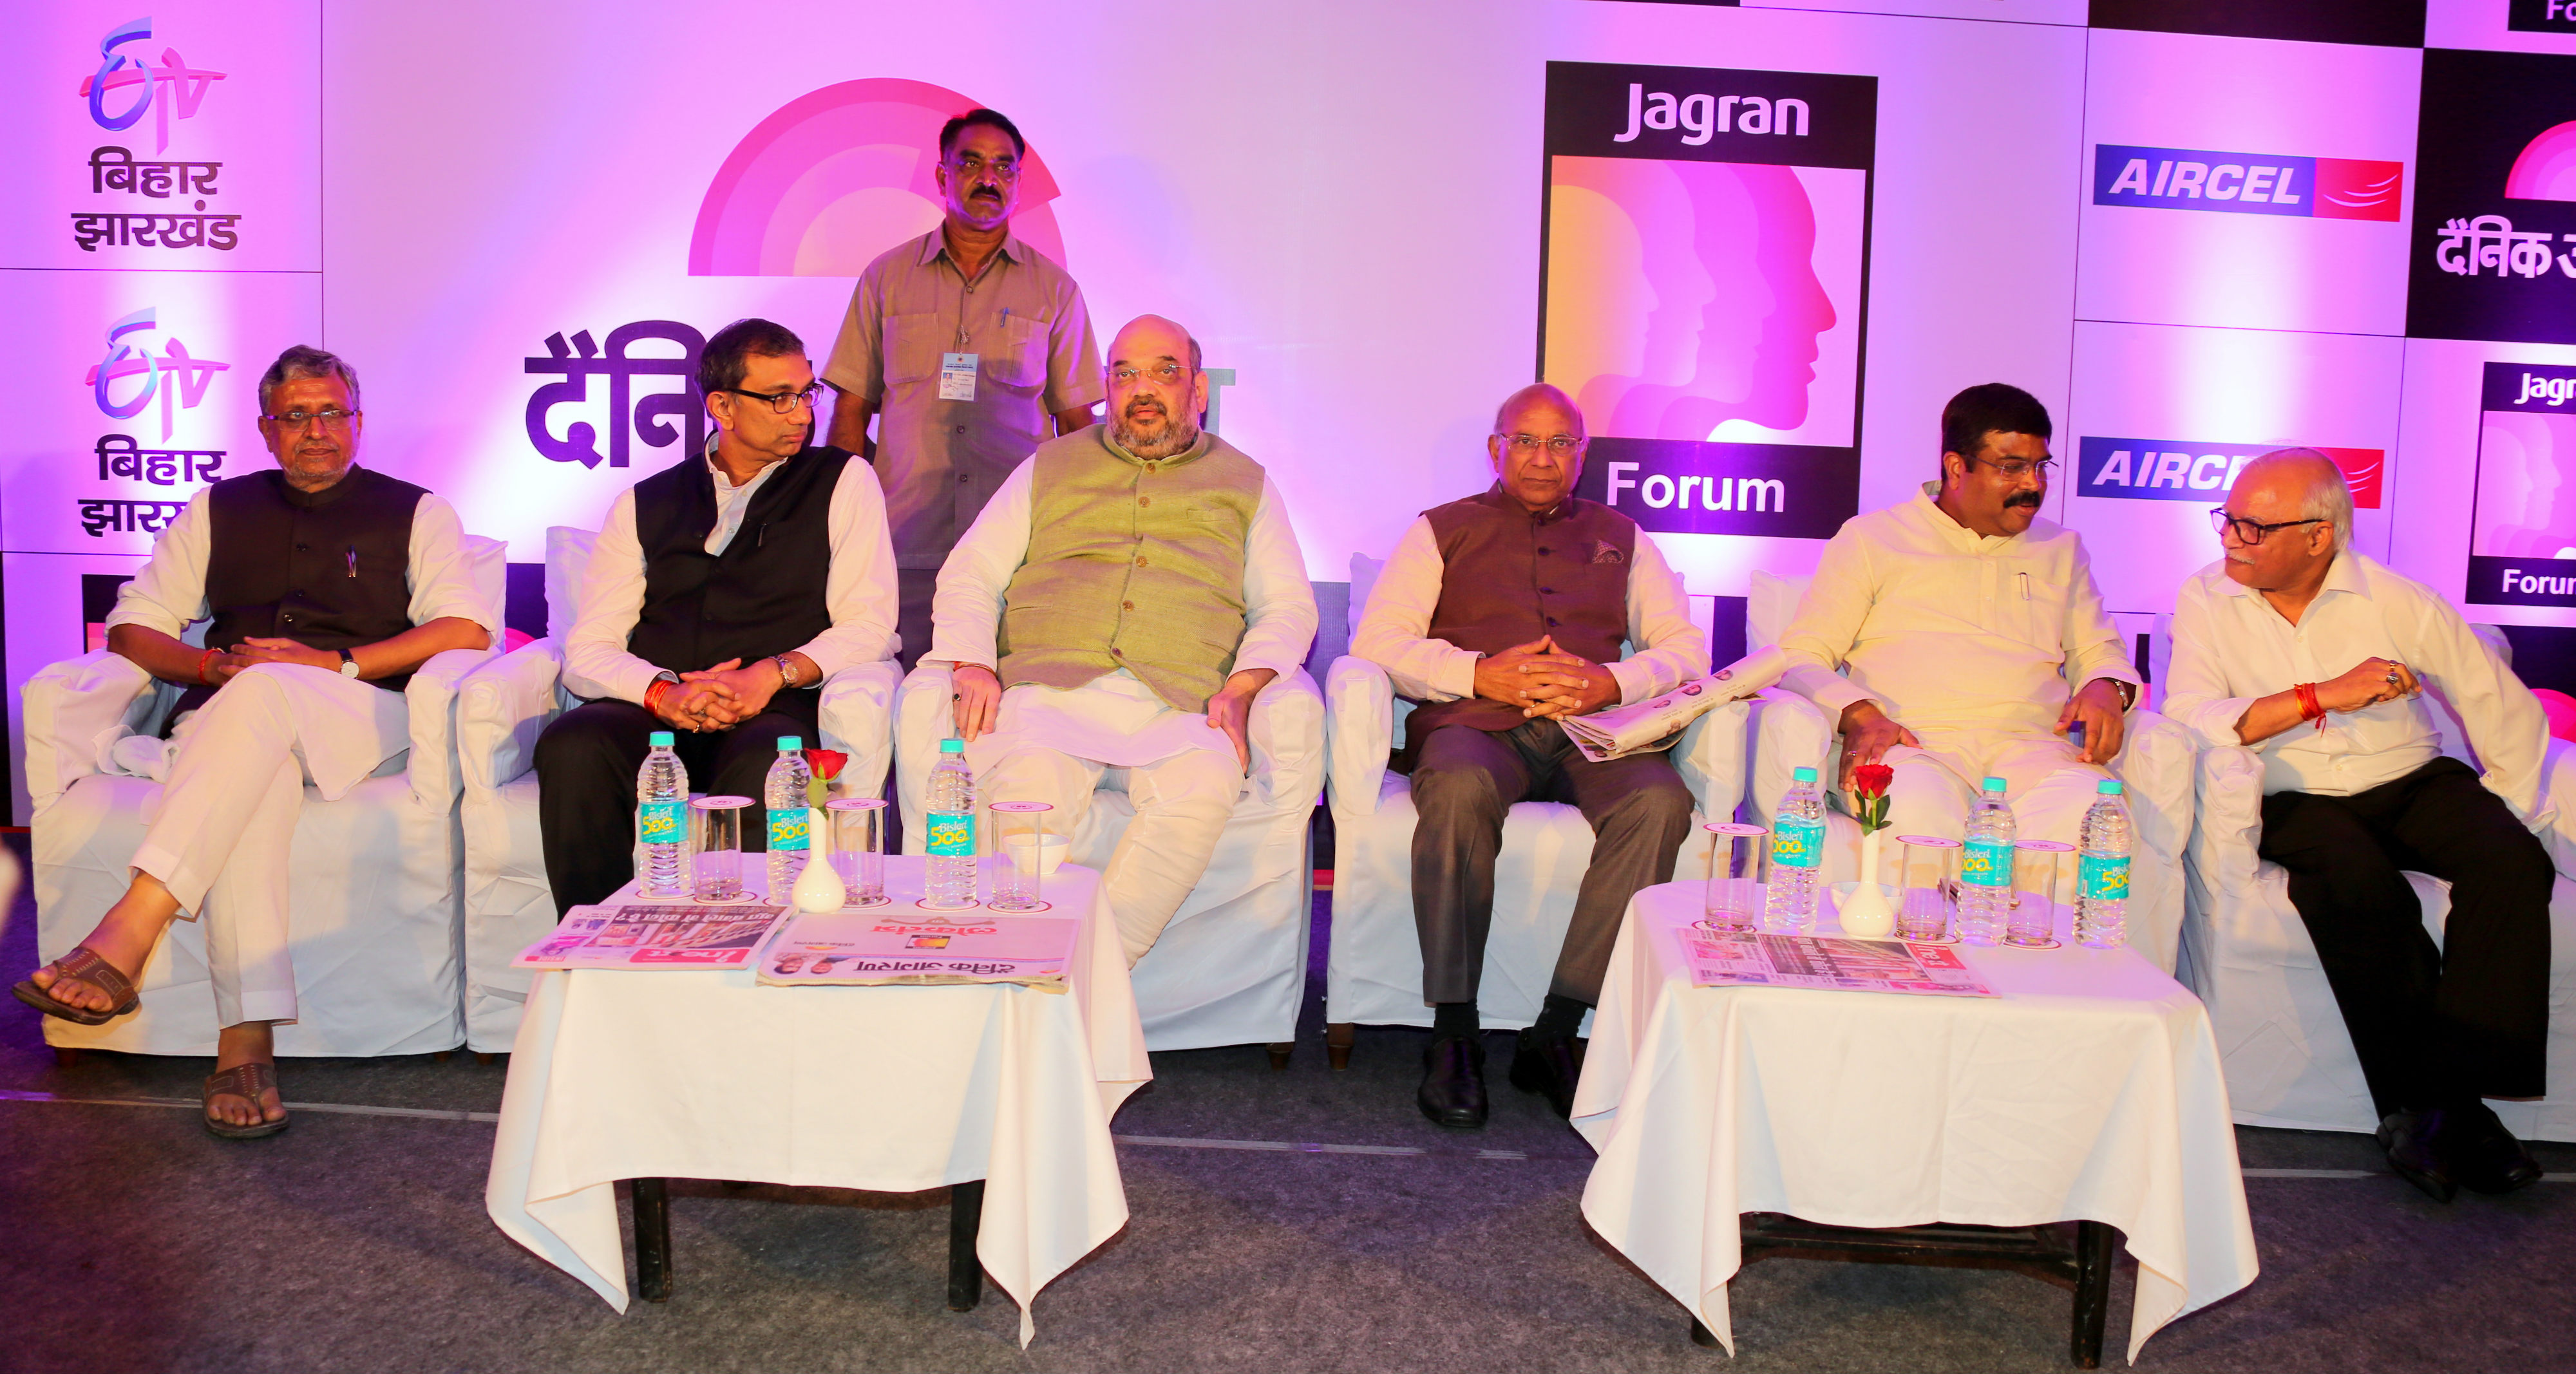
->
<box><xmin>1742</xmin><ymin>570</ymin><xmax>2197</xmax><ymax>974</ymax></box>
<box><xmin>452</xmin><ymin>526</ymin><xmax>900</xmax><ymax>1054</ymax></box>
<box><xmin>2179</xmin><ymin>631</ymin><xmax>2576</xmax><ymax>1143</ymax></box>
<box><xmin>891</xmin><ymin>660</ymin><xmax>1326</xmax><ymax>1059</ymax></box>
<box><xmin>21</xmin><ymin>536</ymin><xmax>507</xmax><ymax>1058</ymax></box>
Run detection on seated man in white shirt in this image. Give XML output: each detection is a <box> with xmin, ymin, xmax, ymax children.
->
<box><xmin>1777</xmin><ymin>382</ymin><xmax>2140</xmax><ymax>876</ymax></box>
<box><xmin>2165</xmin><ymin>449</ymin><xmax>2550</xmax><ymax>1201</ymax></box>
<box><xmin>938</xmin><ymin>314</ymin><xmax>1316</xmax><ymax>964</ymax></box>
<box><xmin>533</xmin><ymin>318</ymin><xmax>898</xmax><ymax>912</ymax></box>
<box><xmin>14</xmin><ymin>346</ymin><xmax>495</xmax><ymax>1138</ymax></box>
<box><xmin>1353</xmin><ymin>384</ymin><xmax>1708</xmax><ymax>1128</ymax></box>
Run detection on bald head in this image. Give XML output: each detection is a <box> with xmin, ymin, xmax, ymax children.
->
<box><xmin>1494</xmin><ymin>382</ymin><xmax>1586</xmax><ymax>438</ymax></box>
<box><xmin>1104</xmin><ymin>314</ymin><xmax>1209</xmax><ymax>460</ymax></box>
<box><xmin>2217</xmin><ymin>447</ymin><xmax>2350</xmax><ymax>593</ymax></box>
<box><xmin>1487</xmin><ymin>383</ymin><xmax>1591</xmax><ymax>515</ymax></box>
<box><xmin>2236</xmin><ymin>448</ymin><xmax>2352</xmax><ymax>548</ymax></box>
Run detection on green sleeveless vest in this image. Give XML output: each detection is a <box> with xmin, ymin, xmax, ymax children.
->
<box><xmin>998</xmin><ymin>425</ymin><xmax>1267</xmax><ymax>711</ymax></box>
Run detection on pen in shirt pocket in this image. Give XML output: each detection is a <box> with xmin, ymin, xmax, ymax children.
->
<box><xmin>2017</xmin><ymin>571</ymin><xmax>2030</xmax><ymax>600</ymax></box>
<box><xmin>346</xmin><ymin>547</ymin><xmax>358</xmax><ymax>578</ymax></box>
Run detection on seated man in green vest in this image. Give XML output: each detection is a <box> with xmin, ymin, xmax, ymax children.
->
<box><xmin>933</xmin><ymin>314</ymin><xmax>1317</xmax><ymax>963</ymax></box>
<box><xmin>1352</xmin><ymin>384</ymin><xmax>1708</xmax><ymax>1127</ymax></box>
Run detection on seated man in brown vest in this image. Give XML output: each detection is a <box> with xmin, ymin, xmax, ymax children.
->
<box><xmin>936</xmin><ymin>314</ymin><xmax>1317</xmax><ymax>963</ymax></box>
<box><xmin>534</xmin><ymin>318</ymin><xmax>898</xmax><ymax>912</ymax></box>
<box><xmin>14</xmin><ymin>346</ymin><xmax>496</xmax><ymax>1138</ymax></box>
<box><xmin>1353</xmin><ymin>384</ymin><xmax>1708</xmax><ymax>1127</ymax></box>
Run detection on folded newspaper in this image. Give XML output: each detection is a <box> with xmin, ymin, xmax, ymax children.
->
<box><xmin>756</xmin><ymin>909</ymin><xmax>1083</xmax><ymax>992</ymax></box>
<box><xmin>514</xmin><ymin>904</ymin><xmax>790</xmax><ymax>971</ymax></box>
<box><xmin>1557</xmin><ymin>645</ymin><xmax>1790</xmax><ymax>763</ymax></box>
<box><xmin>1678</xmin><ymin>930</ymin><xmax>1997</xmax><ymax>998</ymax></box>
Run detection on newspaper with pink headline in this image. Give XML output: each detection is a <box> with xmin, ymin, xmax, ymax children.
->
<box><xmin>755</xmin><ymin>909</ymin><xmax>1083</xmax><ymax>992</ymax></box>
<box><xmin>1676</xmin><ymin>929</ymin><xmax>1997</xmax><ymax>998</ymax></box>
<box><xmin>1558</xmin><ymin>646</ymin><xmax>1788</xmax><ymax>762</ymax></box>
<box><xmin>514</xmin><ymin>904</ymin><xmax>789</xmax><ymax>971</ymax></box>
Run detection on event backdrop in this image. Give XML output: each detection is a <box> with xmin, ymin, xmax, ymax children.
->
<box><xmin>5</xmin><ymin>0</ymin><xmax>2575</xmax><ymax>823</ymax></box>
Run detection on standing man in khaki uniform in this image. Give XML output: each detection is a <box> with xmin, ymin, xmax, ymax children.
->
<box><xmin>824</xmin><ymin>108</ymin><xmax>1103</xmax><ymax>667</ymax></box>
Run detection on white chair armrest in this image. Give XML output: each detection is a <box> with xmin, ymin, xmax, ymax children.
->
<box><xmin>1245</xmin><ymin>666</ymin><xmax>1326</xmax><ymax>813</ymax></box>
<box><xmin>2188</xmin><ymin>744</ymin><xmax>2268</xmax><ymax>900</ymax></box>
<box><xmin>1749</xmin><ymin>688</ymin><xmax>1836</xmax><ymax>825</ymax></box>
<box><xmin>21</xmin><ymin>651</ymin><xmax>158</xmax><ymax>814</ymax></box>
<box><xmin>404</xmin><ymin>645</ymin><xmax>497</xmax><ymax>810</ymax></box>
<box><xmin>819</xmin><ymin>659</ymin><xmax>902</xmax><ymax>801</ymax></box>
<box><xmin>1672</xmin><ymin>697</ymin><xmax>1752</xmax><ymax>822</ymax></box>
<box><xmin>458</xmin><ymin>637</ymin><xmax>567</xmax><ymax>795</ymax></box>
<box><xmin>892</xmin><ymin>661</ymin><xmax>956</xmax><ymax>840</ymax></box>
<box><xmin>1325</xmin><ymin>656</ymin><xmax>1396</xmax><ymax>817</ymax></box>
<box><xmin>2540</xmin><ymin>735</ymin><xmax>2576</xmax><ymax>881</ymax></box>
<box><xmin>2111</xmin><ymin>709</ymin><xmax>2195</xmax><ymax>865</ymax></box>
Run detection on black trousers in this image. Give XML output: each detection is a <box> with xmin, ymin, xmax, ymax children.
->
<box><xmin>534</xmin><ymin>691</ymin><xmax>821</xmax><ymax>914</ymax></box>
<box><xmin>1409</xmin><ymin>719</ymin><xmax>1697</xmax><ymax>1006</ymax></box>
<box><xmin>2257</xmin><ymin>755</ymin><xmax>2553</xmax><ymax>1116</ymax></box>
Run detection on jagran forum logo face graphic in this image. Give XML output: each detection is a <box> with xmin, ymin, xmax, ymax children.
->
<box><xmin>2409</xmin><ymin>49</ymin><xmax>2576</xmax><ymax>345</ymax></box>
<box><xmin>78</xmin><ymin>17</ymin><xmax>225</xmax><ymax>155</ymax></box>
<box><xmin>84</xmin><ymin>307</ymin><xmax>228</xmax><ymax>442</ymax></box>
<box><xmin>2470</xmin><ymin>362</ymin><xmax>2576</xmax><ymax>607</ymax></box>
<box><xmin>2090</xmin><ymin>146</ymin><xmax>2401</xmax><ymax>221</ymax></box>
<box><xmin>1542</xmin><ymin>61</ymin><xmax>1877</xmax><ymax>541</ymax></box>
<box><xmin>2076</xmin><ymin>438</ymin><xmax>2383</xmax><ymax>508</ymax></box>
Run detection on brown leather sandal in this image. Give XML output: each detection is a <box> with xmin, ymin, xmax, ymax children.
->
<box><xmin>203</xmin><ymin>1061</ymin><xmax>290</xmax><ymax>1141</ymax></box>
<box><xmin>11</xmin><ymin>946</ymin><xmax>140</xmax><ymax>1026</ymax></box>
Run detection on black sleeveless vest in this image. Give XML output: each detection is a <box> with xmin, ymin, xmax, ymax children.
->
<box><xmin>181</xmin><ymin>466</ymin><xmax>428</xmax><ymax>714</ymax></box>
<box><xmin>625</xmin><ymin>445</ymin><xmax>848</xmax><ymax>679</ymax></box>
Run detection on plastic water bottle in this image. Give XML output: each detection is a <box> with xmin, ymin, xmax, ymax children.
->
<box><xmin>2076</xmin><ymin>779</ymin><xmax>2132</xmax><ymax>948</ymax></box>
<box><xmin>763</xmin><ymin>737</ymin><xmax>813</xmax><ymax>900</ymax></box>
<box><xmin>1764</xmin><ymin>766</ymin><xmax>1825</xmax><ymax>933</ymax></box>
<box><xmin>924</xmin><ymin>737</ymin><xmax>978</xmax><ymax>908</ymax></box>
<box><xmin>1958</xmin><ymin>776</ymin><xmax>2016</xmax><ymax>945</ymax></box>
<box><xmin>636</xmin><ymin>730</ymin><xmax>689</xmax><ymax>898</ymax></box>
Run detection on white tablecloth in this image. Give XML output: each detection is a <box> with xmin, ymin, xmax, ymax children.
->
<box><xmin>485</xmin><ymin>858</ymin><xmax>1150</xmax><ymax>1346</ymax></box>
<box><xmin>1573</xmin><ymin>883</ymin><xmax>2259</xmax><ymax>1364</ymax></box>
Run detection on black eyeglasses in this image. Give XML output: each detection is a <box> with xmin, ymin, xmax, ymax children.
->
<box><xmin>2208</xmin><ymin>507</ymin><xmax>2324</xmax><ymax>544</ymax></box>
<box><xmin>717</xmin><ymin>384</ymin><xmax>825</xmax><ymax>415</ymax></box>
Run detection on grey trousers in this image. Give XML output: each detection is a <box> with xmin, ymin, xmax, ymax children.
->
<box><xmin>1409</xmin><ymin>719</ymin><xmax>1697</xmax><ymax>1006</ymax></box>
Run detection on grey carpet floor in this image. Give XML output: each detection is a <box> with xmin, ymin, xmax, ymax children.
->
<box><xmin>1</xmin><ymin>832</ymin><xmax>2568</xmax><ymax>1373</ymax></box>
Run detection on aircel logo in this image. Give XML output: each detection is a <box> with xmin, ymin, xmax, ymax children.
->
<box><xmin>2092</xmin><ymin>144</ymin><xmax>2402</xmax><ymax>221</ymax></box>
<box><xmin>2076</xmin><ymin>437</ymin><xmax>2383</xmax><ymax>508</ymax></box>
<box><xmin>1613</xmin><ymin>82</ymin><xmax>1810</xmax><ymax>145</ymax></box>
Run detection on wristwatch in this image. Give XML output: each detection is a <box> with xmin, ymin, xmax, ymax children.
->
<box><xmin>337</xmin><ymin>648</ymin><xmax>361</xmax><ymax>679</ymax></box>
<box><xmin>773</xmin><ymin>654</ymin><xmax>802</xmax><ymax>689</ymax></box>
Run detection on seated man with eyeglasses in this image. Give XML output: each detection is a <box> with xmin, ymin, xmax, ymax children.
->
<box><xmin>935</xmin><ymin>313</ymin><xmax>1316</xmax><ymax>966</ymax></box>
<box><xmin>15</xmin><ymin>344</ymin><xmax>496</xmax><ymax>1139</ymax></box>
<box><xmin>1776</xmin><ymin>382</ymin><xmax>2141</xmax><ymax>880</ymax></box>
<box><xmin>1352</xmin><ymin>384</ymin><xmax>1708</xmax><ymax>1127</ymax></box>
<box><xmin>533</xmin><ymin>317</ymin><xmax>897</xmax><ymax>913</ymax></box>
<box><xmin>2165</xmin><ymin>449</ymin><xmax>2552</xmax><ymax>1201</ymax></box>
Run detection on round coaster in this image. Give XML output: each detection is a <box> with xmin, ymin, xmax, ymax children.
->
<box><xmin>985</xmin><ymin>899</ymin><xmax>1053</xmax><ymax>913</ymax></box>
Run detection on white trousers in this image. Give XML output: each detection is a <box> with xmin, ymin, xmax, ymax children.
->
<box><xmin>1860</xmin><ymin>726</ymin><xmax>2111</xmax><ymax>886</ymax></box>
<box><xmin>129</xmin><ymin>664</ymin><xmax>410</xmax><ymax>1027</ymax></box>
<box><xmin>979</xmin><ymin>743</ymin><xmax>1243</xmax><ymax>965</ymax></box>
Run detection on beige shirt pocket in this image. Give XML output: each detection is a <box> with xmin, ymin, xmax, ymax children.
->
<box><xmin>885</xmin><ymin>313</ymin><xmax>946</xmax><ymax>386</ymax></box>
<box><xmin>978</xmin><ymin>313</ymin><xmax>1048</xmax><ymax>390</ymax></box>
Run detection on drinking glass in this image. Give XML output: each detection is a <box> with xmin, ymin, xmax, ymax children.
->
<box><xmin>989</xmin><ymin>800</ymin><xmax>1054</xmax><ymax>912</ymax></box>
<box><xmin>690</xmin><ymin>796</ymin><xmax>751</xmax><ymax>901</ymax></box>
<box><xmin>1701</xmin><ymin>822</ymin><xmax>1766</xmax><ymax>934</ymax></box>
<box><xmin>2007</xmin><ymin>839</ymin><xmax>2072</xmax><ymax>948</ymax></box>
<box><xmin>1895</xmin><ymin>834</ymin><xmax>1960</xmax><ymax>943</ymax></box>
<box><xmin>824</xmin><ymin>798</ymin><xmax>888</xmax><ymax>907</ymax></box>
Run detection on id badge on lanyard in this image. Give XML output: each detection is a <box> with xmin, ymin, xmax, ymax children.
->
<box><xmin>939</xmin><ymin>352</ymin><xmax>979</xmax><ymax>402</ymax></box>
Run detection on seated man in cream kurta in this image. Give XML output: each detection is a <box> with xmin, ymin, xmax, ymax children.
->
<box><xmin>933</xmin><ymin>314</ymin><xmax>1318</xmax><ymax>962</ymax></box>
<box><xmin>1777</xmin><ymin>382</ymin><xmax>2141</xmax><ymax>869</ymax></box>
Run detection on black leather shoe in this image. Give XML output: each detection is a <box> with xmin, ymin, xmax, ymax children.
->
<box><xmin>2378</xmin><ymin>1109</ymin><xmax>2459</xmax><ymax>1203</ymax></box>
<box><xmin>1419</xmin><ymin>1034</ymin><xmax>1488</xmax><ymax>1129</ymax></box>
<box><xmin>2447</xmin><ymin>1104</ymin><xmax>2544</xmax><ymax>1195</ymax></box>
<box><xmin>1509</xmin><ymin>1028</ymin><xmax>1583</xmax><ymax>1119</ymax></box>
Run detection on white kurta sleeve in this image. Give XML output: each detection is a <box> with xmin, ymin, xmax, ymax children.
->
<box><xmin>926</xmin><ymin>458</ymin><xmax>1036</xmax><ymax>670</ymax></box>
<box><xmin>2060</xmin><ymin>536</ymin><xmax>2143</xmax><ymax>693</ymax></box>
<box><xmin>2159</xmin><ymin>575</ymin><xmax>2262</xmax><ymax>749</ymax></box>
<box><xmin>2405</xmin><ymin>587</ymin><xmax>2553</xmax><ymax>828</ymax></box>
<box><xmin>1605</xmin><ymin>533</ymin><xmax>1710</xmax><ymax>706</ymax></box>
<box><xmin>560</xmin><ymin>487</ymin><xmax>666</xmax><ymax>704</ymax></box>
<box><xmin>1227</xmin><ymin>478</ymin><xmax>1320</xmax><ymax>682</ymax></box>
<box><xmin>1775</xmin><ymin>526</ymin><xmax>1877</xmax><ymax>722</ymax></box>
<box><xmin>104</xmin><ymin>489</ymin><xmax>215</xmax><ymax>637</ymax></box>
<box><xmin>1350</xmin><ymin>516</ymin><xmax>1477</xmax><ymax>701</ymax></box>
<box><xmin>788</xmin><ymin>456</ymin><xmax>902</xmax><ymax>679</ymax></box>
<box><xmin>403</xmin><ymin>493</ymin><xmax>500</xmax><ymax>640</ymax></box>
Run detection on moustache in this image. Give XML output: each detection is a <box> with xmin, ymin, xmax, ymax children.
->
<box><xmin>2004</xmin><ymin>492</ymin><xmax>2043</xmax><ymax>509</ymax></box>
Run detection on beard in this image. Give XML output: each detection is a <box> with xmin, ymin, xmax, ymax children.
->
<box><xmin>1111</xmin><ymin>402</ymin><xmax>1201</xmax><ymax>459</ymax></box>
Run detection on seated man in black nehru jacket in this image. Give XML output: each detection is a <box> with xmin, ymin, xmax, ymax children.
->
<box><xmin>15</xmin><ymin>344</ymin><xmax>495</xmax><ymax>1139</ymax></box>
<box><xmin>535</xmin><ymin>317</ymin><xmax>898</xmax><ymax>912</ymax></box>
<box><xmin>1352</xmin><ymin>383</ymin><xmax>1709</xmax><ymax>1127</ymax></box>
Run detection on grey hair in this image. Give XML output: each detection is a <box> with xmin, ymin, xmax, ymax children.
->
<box><xmin>2257</xmin><ymin>447</ymin><xmax>2353</xmax><ymax>550</ymax></box>
<box><xmin>258</xmin><ymin>344</ymin><xmax>361</xmax><ymax>415</ymax></box>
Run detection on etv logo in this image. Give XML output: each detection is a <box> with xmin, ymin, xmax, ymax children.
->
<box><xmin>77</xmin><ymin>19</ymin><xmax>226</xmax><ymax>155</ymax></box>
<box><xmin>84</xmin><ymin>308</ymin><xmax>229</xmax><ymax>442</ymax></box>
<box><xmin>2076</xmin><ymin>437</ymin><xmax>2383</xmax><ymax>508</ymax></box>
<box><xmin>2093</xmin><ymin>144</ymin><xmax>2401</xmax><ymax>221</ymax></box>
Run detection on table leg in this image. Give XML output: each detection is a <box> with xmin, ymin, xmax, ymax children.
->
<box><xmin>2070</xmin><ymin>1220</ymin><xmax>2113</xmax><ymax>1369</ymax></box>
<box><xmin>1327</xmin><ymin>1021</ymin><xmax>1355</xmax><ymax>1071</ymax></box>
<box><xmin>1688</xmin><ymin>1316</ymin><xmax>1720</xmax><ymax>1349</ymax></box>
<box><xmin>948</xmin><ymin>1180</ymin><xmax>986</xmax><ymax>1312</ymax></box>
<box><xmin>1267</xmin><ymin>1041</ymin><xmax>1293</xmax><ymax>1071</ymax></box>
<box><xmin>632</xmin><ymin>1178</ymin><xmax>672</xmax><ymax>1303</ymax></box>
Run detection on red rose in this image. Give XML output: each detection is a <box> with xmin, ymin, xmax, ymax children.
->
<box><xmin>1852</xmin><ymin>763</ymin><xmax>1893</xmax><ymax>800</ymax></box>
<box><xmin>802</xmin><ymin>748</ymin><xmax>848</xmax><ymax>782</ymax></box>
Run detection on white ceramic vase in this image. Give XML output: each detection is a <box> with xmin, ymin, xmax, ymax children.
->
<box><xmin>790</xmin><ymin>807</ymin><xmax>845</xmax><ymax>912</ymax></box>
<box><xmin>1839</xmin><ymin>827</ymin><xmax>1897</xmax><ymax>937</ymax></box>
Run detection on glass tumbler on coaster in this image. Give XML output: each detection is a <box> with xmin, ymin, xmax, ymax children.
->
<box><xmin>824</xmin><ymin>798</ymin><xmax>889</xmax><ymax>907</ymax></box>
<box><xmin>1701</xmin><ymin>822</ymin><xmax>1767</xmax><ymax>934</ymax></box>
<box><xmin>1895</xmin><ymin>835</ymin><xmax>1960</xmax><ymax>943</ymax></box>
<box><xmin>2007</xmin><ymin>839</ymin><xmax>2074</xmax><ymax>948</ymax></box>
<box><xmin>689</xmin><ymin>796</ymin><xmax>752</xmax><ymax>901</ymax></box>
<box><xmin>988</xmin><ymin>800</ymin><xmax>1056</xmax><ymax>912</ymax></box>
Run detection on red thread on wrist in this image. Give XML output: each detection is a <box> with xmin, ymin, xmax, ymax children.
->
<box><xmin>197</xmin><ymin>648</ymin><xmax>221</xmax><ymax>684</ymax></box>
<box><xmin>645</xmin><ymin>679</ymin><xmax>672</xmax><ymax>716</ymax></box>
<box><xmin>2293</xmin><ymin>682</ymin><xmax>2325</xmax><ymax>729</ymax></box>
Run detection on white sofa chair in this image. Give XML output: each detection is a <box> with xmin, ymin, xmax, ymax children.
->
<box><xmin>452</xmin><ymin>526</ymin><xmax>901</xmax><ymax>1054</ymax></box>
<box><xmin>1321</xmin><ymin>553</ymin><xmax>1750</xmax><ymax>1065</ymax></box>
<box><xmin>21</xmin><ymin>536</ymin><xmax>507</xmax><ymax>1059</ymax></box>
<box><xmin>1741</xmin><ymin>570</ymin><xmax>2197</xmax><ymax>974</ymax></box>
<box><xmin>891</xmin><ymin>660</ymin><xmax>1325</xmax><ymax>1061</ymax></box>
<box><xmin>2175</xmin><ymin>621</ymin><xmax>2576</xmax><ymax>1142</ymax></box>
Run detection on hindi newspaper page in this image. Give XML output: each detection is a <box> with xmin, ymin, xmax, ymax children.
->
<box><xmin>757</xmin><ymin>910</ymin><xmax>1083</xmax><ymax>992</ymax></box>
<box><xmin>513</xmin><ymin>904</ymin><xmax>789</xmax><ymax>972</ymax></box>
<box><xmin>1676</xmin><ymin>928</ymin><xmax>1997</xmax><ymax>998</ymax></box>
